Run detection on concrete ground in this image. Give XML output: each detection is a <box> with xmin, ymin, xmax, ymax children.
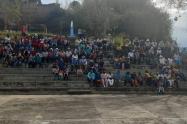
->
<box><xmin>0</xmin><ymin>95</ymin><xmax>186</xmax><ymax>124</ymax></box>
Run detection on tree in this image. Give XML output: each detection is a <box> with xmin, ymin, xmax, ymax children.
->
<box><xmin>73</xmin><ymin>0</ymin><xmax>172</xmax><ymax>40</ymax></box>
<box><xmin>154</xmin><ymin>0</ymin><xmax>187</xmax><ymax>9</ymax></box>
<box><xmin>0</xmin><ymin>0</ymin><xmax>22</xmax><ymax>30</ymax></box>
<box><xmin>0</xmin><ymin>0</ymin><xmax>174</xmax><ymax>39</ymax></box>
<box><xmin>69</xmin><ymin>1</ymin><xmax>81</xmax><ymax>9</ymax></box>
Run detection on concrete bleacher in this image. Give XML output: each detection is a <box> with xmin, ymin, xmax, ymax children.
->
<box><xmin>0</xmin><ymin>67</ymin><xmax>89</xmax><ymax>92</ymax></box>
<box><xmin>0</xmin><ymin>52</ymin><xmax>186</xmax><ymax>94</ymax></box>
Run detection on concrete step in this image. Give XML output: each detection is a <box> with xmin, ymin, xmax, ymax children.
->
<box><xmin>0</xmin><ymin>74</ymin><xmax>53</xmax><ymax>77</ymax></box>
<box><xmin>0</xmin><ymin>76</ymin><xmax>87</xmax><ymax>82</ymax></box>
<box><xmin>0</xmin><ymin>68</ymin><xmax>51</xmax><ymax>74</ymax></box>
<box><xmin>0</xmin><ymin>70</ymin><xmax>51</xmax><ymax>73</ymax></box>
<box><xmin>0</xmin><ymin>76</ymin><xmax>86</xmax><ymax>82</ymax></box>
<box><xmin>0</xmin><ymin>80</ymin><xmax>88</xmax><ymax>89</ymax></box>
<box><xmin>179</xmin><ymin>81</ymin><xmax>187</xmax><ymax>88</ymax></box>
<box><xmin>0</xmin><ymin>82</ymin><xmax>67</xmax><ymax>89</ymax></box>
<box><xmin>67</xmin><ymin>89</ymin><xmax>92</xmax><ymax>94</ymax></box>
<box><xmin>0</xmin><ymin>87</ymin><xmax>186</xmax><ymax>95</ymax></box>
<box><xmin>0</xmin><ymin>73</ymin><xmax>85</xmax><ymax>77</ymax></box>
<box><xmin>0</xmin><ymin>78</ymin><xmax>53</xmax><ymax>82</ymax></box>
<box><xmin>68</xmin><ymin>82</ymin><xmax>90</xmax><ymax>89</ymax></box>
<box><xmin>93</xmin><ymin>87</ymin><xmax>187</xmax><ymax>95</ymax></box>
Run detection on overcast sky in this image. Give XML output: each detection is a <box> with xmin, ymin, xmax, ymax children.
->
<box><xmin>42</xmin><ymin>0</ymin><xmax>187</xmax><ymax>47</ymax></box>
<box><xmin>41</xmin><ymin>0</ymin><xmax>81</xmax><ymax>7</ymax></box>
<box><xmin>172</xmin><ymin>11</ymin><xmax>187</xmax><ymax>47</ymax></box>
<box><xmin>42</xmin><ymin>0</ymin><xmax>56</xmax><ymax>4</ymax></box>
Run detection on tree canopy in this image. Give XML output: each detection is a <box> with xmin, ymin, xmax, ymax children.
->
<box><xmin>0</xmin><ymin>0</ymin><xmax>22</xmax><ymax>29</ymax></box>
<box><xmin>70</xmin><ymin>0</ymin><xmax>172</xmax><ymax>40</ymax></box>
<box><xmin>155</xmin><ymin>0</ymin><xmax>187</xmax><ymax>10</ymax></box>
<box><xmin>0</xmin><ymin>0</ymin><xmax>176</xmax><ymax>40</ymax></box>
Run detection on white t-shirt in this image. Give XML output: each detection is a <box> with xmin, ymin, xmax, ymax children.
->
<box><xmin>128</xmin><ymin>52</ymin><xmax>134</xmax><ymax>58</ymax></box>
<box><xmin>66</xmin><ymin>51</ymin><xmax>72</xmax><ymax>57</ymax></box>
<box><xmin>157</xmin><ymin>49</ymin><xmax>162</xmax><ymax>55</ymax></box>
<box><xmin>149</xmin><ymin>47</ymin><xmax>154</xmax><ymax>54</ymax></box>
<box><xmin>42</xmin><ymin>52</ymin><xmax>48</xmax><ymax>58</ymax></box>
<box><xmin>159</xmin><ymin>57</ymin><xmax>166</xmax><ymax>65</ymax></box>
<box><xmin>174</xmin><ymin>54</ymin><xmax>180</xmax><ymax>61</ymax></box>
<box><xmin>72</xmin><ymin>54</ymin><xmax>78</xmax><ymax>60</ymax></box>
<box><xmin>168</xmin><ymin>58</ymin><xmax>173</xmax><ymax>65</ymax></box>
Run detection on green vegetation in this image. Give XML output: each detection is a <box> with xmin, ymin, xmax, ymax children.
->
<box><xmin>0</xmin><ymin>0</ymin><xmax>178</xmax><ymax>40</ymax></box>
<box><xmin>113</xmin><ymin>35</ymin><xmax>129</xmax><ymax>50</ymax></box>
<box><xmin>0</xmin><ymin>0</ymin><xmax>22</xmax><ymax>30</ymax></box>
<box><xmin>0</xmin><ymin>31</ymin><xmax>54</xmax><ymax>39</ymax></box>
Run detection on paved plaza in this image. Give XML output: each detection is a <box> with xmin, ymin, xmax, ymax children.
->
<box><xmin>0</xmin><ymin>95</ymin><xmax>186</xmax><ymax>124</ymax></box>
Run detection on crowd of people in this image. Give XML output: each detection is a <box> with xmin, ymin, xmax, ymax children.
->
<box><xmin>0</xmin><ymin>34</ymin><xmax>70</xmax><ymax>68</ymax></box>
<box><xmin>0</xmin><ymin>34</ymin><xmax>185</xmax><ymax>93</ymax></box>
<box><xmin>113</xmin><ymin>38</ymin><xmax>180</xmax><ymax>69</ymax></box>
<box><xmin>51</xmin><ymin>38</ymin><xmax>113</xmax><ymax>84</ymax></box>
<box><xmin>110</xmin><ymin>38</ymin><xmax>185</xmax><ymax>94</ymax></box>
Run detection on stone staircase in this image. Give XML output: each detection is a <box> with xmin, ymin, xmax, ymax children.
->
<box><xmin>0</xmin><ymin>50</ymin><xmax>186</xmax><ymax>94</ymax></box>
<box><xmin>0</xmin><ymin>67</ymin><xmax>90</xmax><ymax>94</ymax></box>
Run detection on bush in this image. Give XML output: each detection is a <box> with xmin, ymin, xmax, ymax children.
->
<box><xmin>113</xmin><ymin>35</ymin><xmax>128</xmax><ymax>50</ymax></box>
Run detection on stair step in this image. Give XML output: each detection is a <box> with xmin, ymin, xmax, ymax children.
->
<box><xmin>68</xmin><ymin>83</ymin><xmax>90</xmax><ymax>88</ymax></box>
<box><xmin>68</xmin><ymin>89</ymin><xmax>92</xmax><ymax>94</ymax></box>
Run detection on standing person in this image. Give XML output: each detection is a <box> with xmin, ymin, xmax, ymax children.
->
<box><xmin>63</xmin><ymin>67</ymin><xmax>69</xmax><ymax>81</ymax></box>
<box><xmin>101</xmin><ymin>72</ymin><xmax>106</xmax><ymax>87</ymax></box>
<box><xmin>104</xmin><ymin>72</ymin><xmax>109</xmax><ymax>87</ymax></box>
<box><xmin>157</xmin><ymin>77</ymin><xmax>165</xmax><ymax>95</ymax></box>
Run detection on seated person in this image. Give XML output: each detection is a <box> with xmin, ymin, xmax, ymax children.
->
<box><xmin>131</xmin><ymin>72</ymin><xmax>139</xmax><ymax>87</ymax></box>
<box><xmin>63</xmin><ymin>68</ymin><xmax>69</xmax><ymax>80</ymax></box>
<box><xmin>107</xmin><ymin>72</ymin><xmax>114</xmax><ymax>87</ymax></box>
<box><xmin>77</xmin><ymin>66</ymin><xmax>84</xmax><ymax>80</ymax></box>
<box><xmin>95</xmin><ymin>72</ymin><xmax>102</xmax><ymax>87</ymax></box>
<box><xmin>87</xmin><ymin>70</ymin><xmax>96</xmax><ymax>86</ymax></box>
<box><xmin>124</xmin><ymin>72</ymin><xmax>132</xmax><ymax>86</ymax></box>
